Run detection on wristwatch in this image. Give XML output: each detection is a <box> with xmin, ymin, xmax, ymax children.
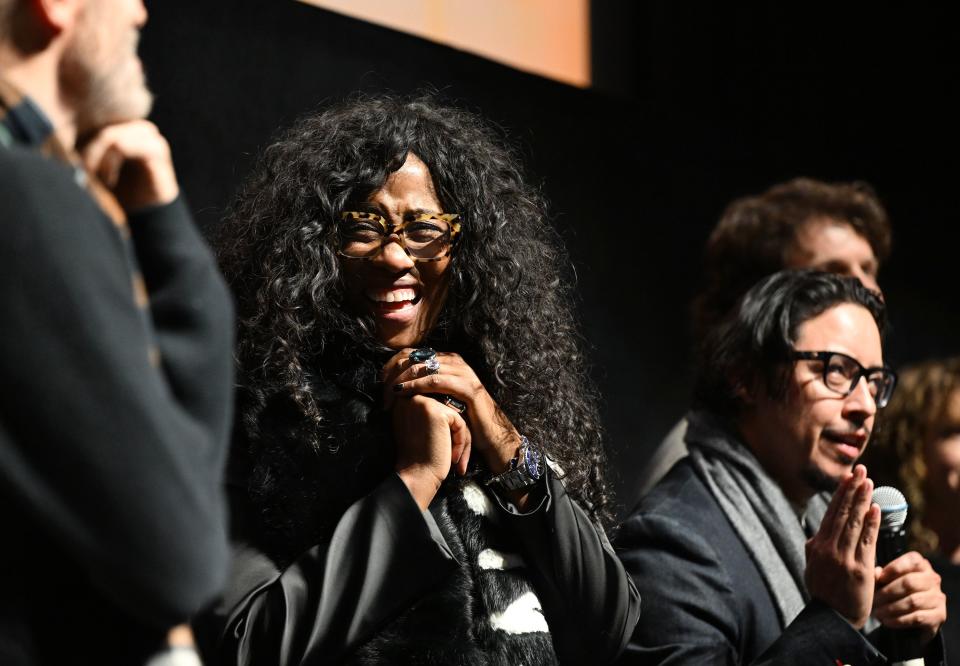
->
<box><xmin>484</xmin><ymin>435</ymin><xmax>544</xmax><ymax>492</ymax></box>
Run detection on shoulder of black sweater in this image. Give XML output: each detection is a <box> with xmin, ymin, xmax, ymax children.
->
<box><xmin>0</xmin><ymin>142</ymin><xmax>120</xmax><ymax>245</ymax></box>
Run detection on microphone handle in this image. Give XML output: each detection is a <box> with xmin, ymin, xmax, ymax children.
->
<box><xmin>877</xmin><ymin>525</ymin><xmax>907</xmax><ymax>565</ymax></box>
<box><xmin>876</xmin><ymin>527</ymin><xmax>924</xmax><ymax>664</ymax></box>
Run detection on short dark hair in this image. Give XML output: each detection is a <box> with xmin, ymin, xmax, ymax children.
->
<box><xmin>691</xmin><ymin>178</ymin><xmax>892</xmax><ymax>344</ymax></box>
<box><xmin>694</xmin><ymin>269</ymin><xmax>887</xmax><ymax>420</ymax></box>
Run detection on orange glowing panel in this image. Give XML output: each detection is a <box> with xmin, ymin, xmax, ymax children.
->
<box><xmin>297</xmin><ymin>0</ymin><xmax>590</xmax><ymax>87</ymax></box>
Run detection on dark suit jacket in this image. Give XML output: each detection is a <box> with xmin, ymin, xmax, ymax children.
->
<box><xmin>615</xmin><ymin>458</ymin><xmax>916</xmax><ymax>665</ymax></box>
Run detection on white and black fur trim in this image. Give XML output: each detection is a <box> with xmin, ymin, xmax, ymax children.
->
<box><xmin>347</xmin><ymin>481</ymin><xmax>557</xmax><ymax>666</ymax></box>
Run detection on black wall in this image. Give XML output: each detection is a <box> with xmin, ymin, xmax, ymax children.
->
<box><xmin>141</xmin><ymin>0</ymin><xmax>960</xmax><ymax>515</ymax></box>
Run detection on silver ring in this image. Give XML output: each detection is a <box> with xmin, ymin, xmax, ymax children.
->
<box><xmin>426</xmin><ymin>393</ymin><xmax>467</xmax><ymax>414</ymax></box>
<box><xmin>424</xmin><ymin>357</ymin><xmax>441</xmax><ymax>375</ymax></box>
<box><xmin>443</xmin><ymin>394</ymin><xmax>467</xmax><ymax>414</ymax></box>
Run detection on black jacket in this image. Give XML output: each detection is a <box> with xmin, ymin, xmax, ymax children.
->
<box><xmin>615</xmin><ymin>458</ymin><xmax>946</xmax><ymax>665</ymax></box>
<box><xmin>197</xmin><ymin>468</ymin><xmax>641</xmax><ymax>665</ymax></box>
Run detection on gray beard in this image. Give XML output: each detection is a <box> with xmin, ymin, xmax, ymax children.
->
<box><xmin>72</xmin><ymin>66</ymin><xmax>153</xmax><ymax>138</ymax></box>
<box><xmin>59</xmin><ymin>23</ymin><xmax>152</xmax><ymax>138</ymax></box>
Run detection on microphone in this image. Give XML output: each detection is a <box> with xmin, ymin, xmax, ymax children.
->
<box><xmin>872</xmin><ymin>486</ymin><xmax>924</xmax><ymax>665</ymax></box>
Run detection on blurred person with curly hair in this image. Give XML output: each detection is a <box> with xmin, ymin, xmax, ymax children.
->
<box><xmin>194</xmin><ymin>92</ymin><xmax>640</xmax><ymax>665</ymax></box>
<box><xmin>864</xmin><ymin>357</ymin><xmax>960</xmax><ymax>658</ymax></box>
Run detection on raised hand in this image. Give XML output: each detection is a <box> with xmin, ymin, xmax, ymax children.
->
<box><xmin>804</xmin><ymin>464</ymin><xmax>881</xmax><ymax>629</ymax></box>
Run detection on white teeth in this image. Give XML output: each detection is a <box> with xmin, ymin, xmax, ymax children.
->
<box><xmin>368</xmin><ymin>288</ymin><xmax>417</xmax><ymax>303</ymax></box>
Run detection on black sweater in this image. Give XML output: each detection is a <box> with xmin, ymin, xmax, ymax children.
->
<box><xmin>0</xmin><ymin>145</ymin><xmax>234</xmax><ymax>664</ymax></box>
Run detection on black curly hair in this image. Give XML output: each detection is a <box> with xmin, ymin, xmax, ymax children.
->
<box><xmin>216</xmin><ymin>92</ymin><xmax>611</xmax><ymax>556</ymax></box>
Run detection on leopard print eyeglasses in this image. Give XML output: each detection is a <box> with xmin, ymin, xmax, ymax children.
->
<box><xmin>338</xmin><ymin>211</ymin><xmax>461</xmax><ymax>262</ymax></box>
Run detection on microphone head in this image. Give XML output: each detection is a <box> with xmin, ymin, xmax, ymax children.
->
<box><xmin>872</xmin><ymin>485</ymin><xmax>908</xmax><ymax>530</ymax></box>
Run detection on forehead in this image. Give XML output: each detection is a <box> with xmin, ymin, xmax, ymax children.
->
<box><xmin>794</xmin><ymin>303</ymin><xmax>883</xmax><ymax>367</ymax></box>
<box><xmin>369</xmin><ymin>153</ymin><xmax>442</xmax><ymax>211</ymax></box>
<box><xmin>788</xmin><ymin>218</ymin><xmax>876</xmax><ymax>267</ymax></box>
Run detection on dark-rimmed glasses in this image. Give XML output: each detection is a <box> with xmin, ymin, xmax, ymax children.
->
<box><xmin>338</xmin><ymin>211</ymin><xmax>461</xmax><ymax>262</ymax></box>
<box><xmin>790</xmin><ymin>350</ymin><xmax>897</xmax><ymax>408</ymax></box>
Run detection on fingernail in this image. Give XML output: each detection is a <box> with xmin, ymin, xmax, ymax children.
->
<box><xmin>393</xmin><ymin>383</ymin><xmax>403</xmax><ymax>392</ymax></box>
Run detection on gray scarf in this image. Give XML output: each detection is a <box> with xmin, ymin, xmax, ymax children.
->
<box><xmin>685</xmin><ymin>410</ymin><xmax>829</xmax><ymax>628</ymax></box>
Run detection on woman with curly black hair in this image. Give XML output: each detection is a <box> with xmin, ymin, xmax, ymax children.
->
<box><xmin>195</xmin><ymin>92</ymin><xmax>640</xmax><ymax>665</ymax></box>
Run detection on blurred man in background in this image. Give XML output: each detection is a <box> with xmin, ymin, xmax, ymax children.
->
<box><xmin>1</xmin><ymin>0</ymin><xmax>233</xmax><ymax>663</ymax></box>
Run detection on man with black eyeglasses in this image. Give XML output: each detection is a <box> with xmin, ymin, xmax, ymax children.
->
<box><xmin>615</xmin><ymin>270</ymin><xmax>946</xmax><ymax>665</ymax></box>
<box><xmin>631</xmin><ymin>177</ymin><xmax>893</xmax><ymax>506</ymax></box>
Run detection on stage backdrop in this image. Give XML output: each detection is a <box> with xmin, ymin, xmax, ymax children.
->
<box><xmin>141</xmin><ymin>0</ymin><xmax>960</xmax><ymax>515</ymax></box>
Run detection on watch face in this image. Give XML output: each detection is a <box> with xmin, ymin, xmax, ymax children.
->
<box><xmin>524</xmin><ymin>446</ymin><xmax>543</xmax><ymax>479</ymax></box>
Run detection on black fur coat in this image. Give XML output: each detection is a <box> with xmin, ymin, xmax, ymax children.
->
<box><xmin>231</xmin><ymin>380</ymin><xmax>560</xmax><ymax>665</ymax></box>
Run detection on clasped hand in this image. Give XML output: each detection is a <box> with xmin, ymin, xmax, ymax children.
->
<box><xmin>383</xmin><ymin>349</ymin><xmax>521</xmax><ymax>510</ymax></box>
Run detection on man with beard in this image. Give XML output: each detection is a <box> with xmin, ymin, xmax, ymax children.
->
<box><xmin>0</xmin><ymin>1</ymin><xmax>233</xmax><ymax>664</ymax></box>
<box><xmin>631</xmin><ymin>178</ymin><xmax>892</xmax><ymax>505</ymax></box>
<box><xmin>616</xmin><ymin>271</ymin><xmax>946</xmax><ymax>665</ymax></box>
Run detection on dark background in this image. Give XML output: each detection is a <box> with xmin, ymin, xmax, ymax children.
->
<box><xmin>141</xmin><ymin>0</ymin><xmax>960</xmax><ymax>515</ymax></box>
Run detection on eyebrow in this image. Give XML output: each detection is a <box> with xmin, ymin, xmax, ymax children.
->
<box><xmin>801</xmin><ymin>350</ymin><xmax>886</xmax><ymax>371</ymax></box>
<box><xmin>348</xmin><ymin>205</ymin><xmax>442</xmax><ymax>218</ymax></box>
<box><xmin>351</xmin><ymin>202</ymin><xmax>386</xmax><ymax>215</ymax></box>
<box><xmin>404</xmin><ymin>207</ymin><xmax>444</xmax><ymax>219</ymax></box>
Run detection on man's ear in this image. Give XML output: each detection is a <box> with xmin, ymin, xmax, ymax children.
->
<box><xmin>29</xmin><ymin>0</ymin><xmax>84</xmax><ymax>36</ymax></box>
<box><xmin>733</xmin><ymin>370</ymin><xmax>764</xmax><ymax>408</ymax></box>
<box><xmin>734</xmin><ymin>381</ymin><xmax>755</xmax><ymax>407</ymax></box>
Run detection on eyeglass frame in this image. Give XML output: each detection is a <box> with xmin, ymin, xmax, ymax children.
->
<box><xmin>788</xmin><ymin>350</ymin><xmax>898</xmax><ymax>408</ymax></box>
<box><xmin>337</xmin><ymin>211</ymin><xmax>461</xmax><ymax>263</ymax></box>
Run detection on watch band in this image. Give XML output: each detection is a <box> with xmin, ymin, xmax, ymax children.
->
<box><xmin>484</xmin><ymin>435</ymin><xmax>543</xmax><ymax>491</ymax></box>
